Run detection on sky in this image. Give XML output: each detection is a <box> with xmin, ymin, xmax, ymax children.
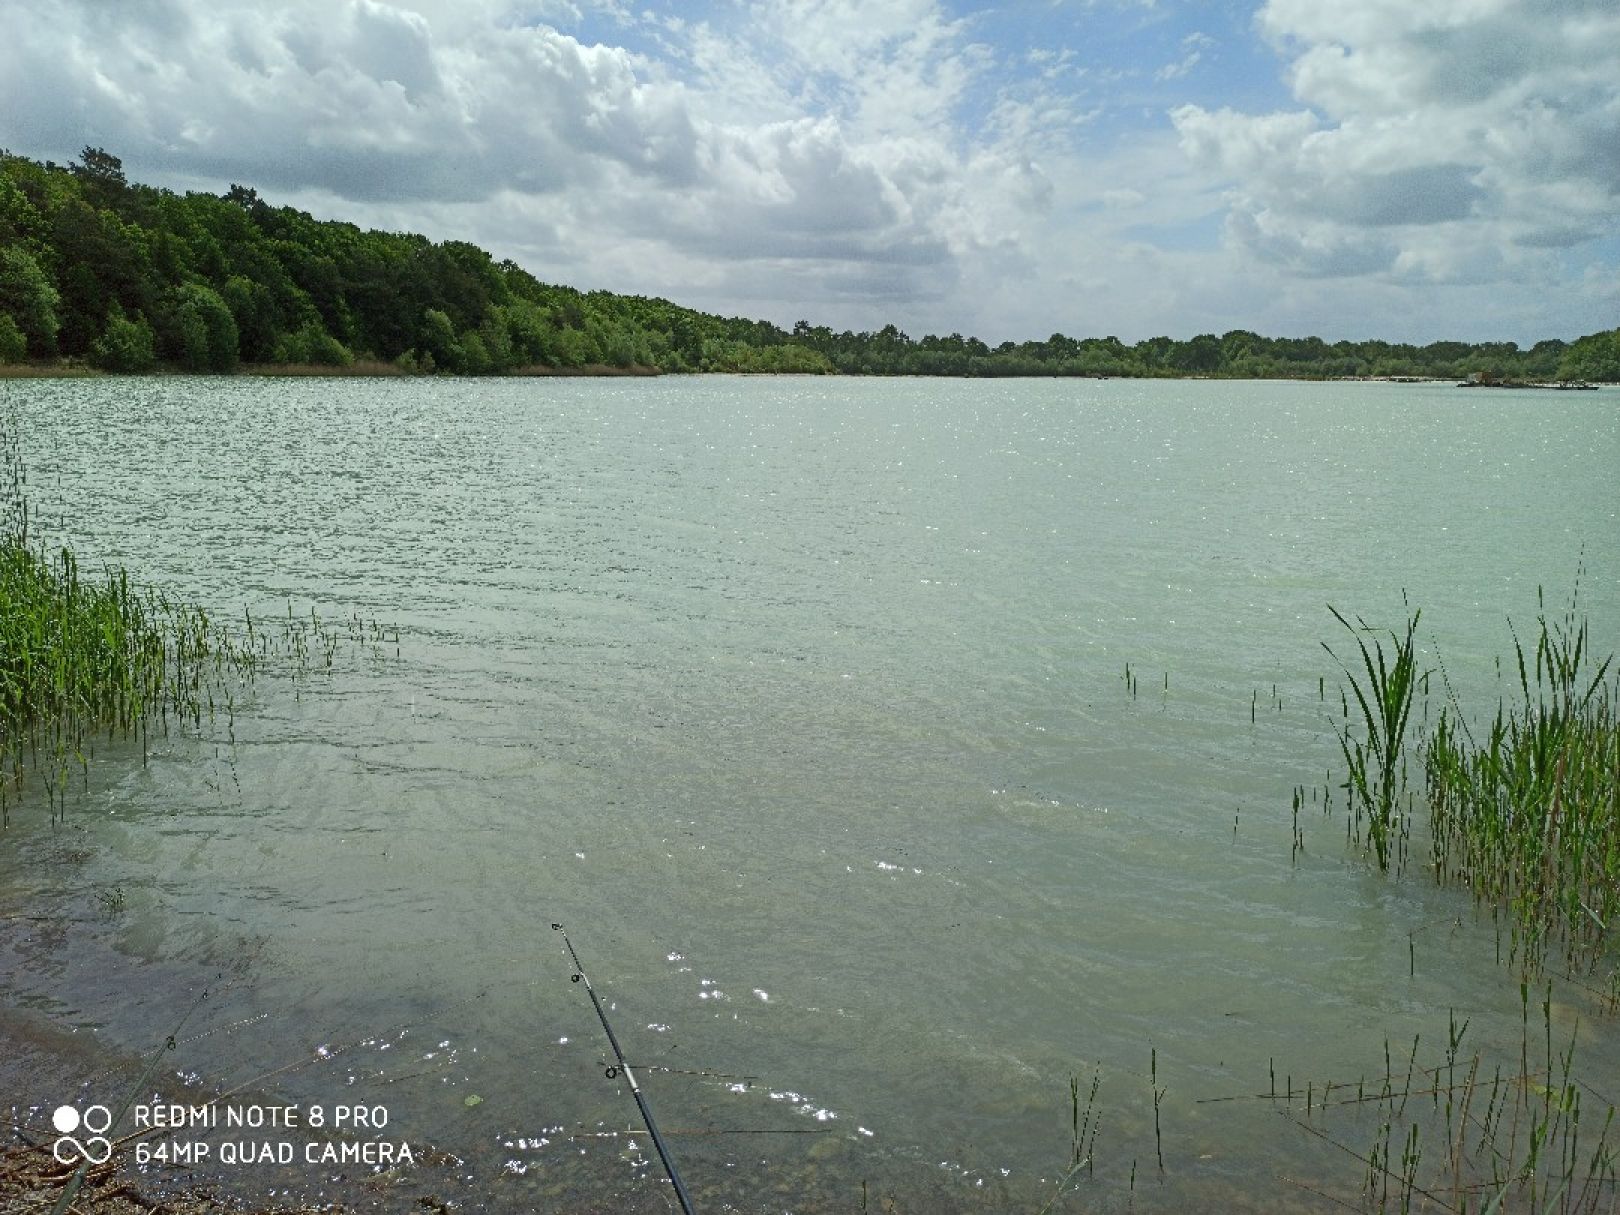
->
<box><xmin>0</xmin><ymin>0</ymin><xmax>1616</xmax><ymax>345</ymax></box>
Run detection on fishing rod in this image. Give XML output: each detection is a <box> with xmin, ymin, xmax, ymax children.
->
<box><xmin>552</xmin><ymin>923</ymin><xmax>697</xmax><ymax>1215</ymax></box>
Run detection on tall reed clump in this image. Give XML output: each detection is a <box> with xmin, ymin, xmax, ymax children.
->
<box><xmin>1324</xmin><ymin>605</ymin><xmax>1423</xmax><ymax>873</ymax></box>
<box><xmin>1425</xmin><ymin>592</ymin><xmax>1619</xmax><ymax>992</ymax></box>
<box><xmin>1</xmin><ymin>420</ymin><xmax>245</xmax><ymax>816</ymax></box>
<box><xmin>0</xmin><ymin>417</ymin><xmax>387</xmax><ymax>822</ymax></box>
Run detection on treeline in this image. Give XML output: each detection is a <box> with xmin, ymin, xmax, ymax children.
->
<box><xmin>0</xmin><ymin>148</ymin><xmax>830</xmax><ymax>375</ymax></box>
<box><xmin>1</xmin><ymin>147</ymin><xmax>1617</xmax><ymax>382</ymax></box>
<box><xmin>791</xmin><ymin>325</ymin><xmax>1620</xmax><ymax>382</ymax></box>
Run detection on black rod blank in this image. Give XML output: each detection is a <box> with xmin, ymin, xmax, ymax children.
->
<box><xmin>553</xmin><ymin>923</ymin><xmax>696</xmax><ymax>1215</ymax></box>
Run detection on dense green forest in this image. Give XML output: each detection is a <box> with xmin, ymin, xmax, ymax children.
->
<box><xmin>2</xmin><ymin>147</ymin><xmax>1617</xmax><ymax>381</ymax></box>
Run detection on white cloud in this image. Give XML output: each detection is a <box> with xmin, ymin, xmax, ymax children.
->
<box><xmin>1</xmin><ymin>2</ymin><xmax>710</xmax><ymax>202</ymax></box>
<box><xmin>0</xmin><ymin>0</ymin><xmax>1610</xmax><ymax>342</ymax></box>
<box><xmin>0</xmin><ymin>0</ymin><xmax>1075</xmax><ymax>330</ymax></box>
<box><xmin>1172</xmin><ymin>0</ymin><xmax>1620</xmax><ymax>283</ymax></box>
<box><xmin>1155</xmin><ymin>31</ymin><xmax>1214</xmax><ymax>81</ymax></box>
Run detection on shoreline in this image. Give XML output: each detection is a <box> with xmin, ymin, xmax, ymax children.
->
<box><xmin>2</xmin><ymin>362</ymin><xmax>1560</xmax><ymax>385</ymax></box>
<box><xmin>0</xmin><ymin>360</ymin><xmax>670</xmax><ymax>380</ymax></box>
<box><xmin>0</xmin><ymin>1000</ymin><xmax>344</xmax><ymax>1214</ymax></box>
<box><xmin>0</xmin><ymin>992</ymin><xmax>736</xmax><ymax>1215</ymax></box>
<box><xmin>0</xmin><ymin>997</ymin><xmax>459</xmax><ymax>1214</ymax></box>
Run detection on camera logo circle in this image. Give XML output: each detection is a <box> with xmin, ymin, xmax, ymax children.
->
<box><xmin>52</xmin><ymin>1104</ymin><xmax>113</xmax><ymax>1165</ymax></box>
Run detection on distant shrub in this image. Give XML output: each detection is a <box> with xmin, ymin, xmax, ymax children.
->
<box><xmin>90</xmin><ymin>309</ymin><xmax>157</xmax><ymax>372</ymax></box>
<box><xmin>161</xmin><ymin>282</ymin><xmax>239</xmax><ymax>372</ymax></box>
<box><xmin>0</xmin><ymin>314</ymin><xmax>25</xmax><ymax>364</ymax></box>
<box><xmin>274</xmin><ymin>320</ymin><xmax>353</xmax><ymax>367</ymax></box>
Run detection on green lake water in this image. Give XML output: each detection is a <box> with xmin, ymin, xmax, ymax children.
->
<box><xmin>1</xmin><ymin>375</ymin><xmax>1617</xmax><ymax>1211</ymax></box>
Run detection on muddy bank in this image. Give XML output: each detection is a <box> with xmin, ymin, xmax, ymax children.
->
<box><xmin>0</xmin><ymin>1000</ymin><xmax>435</xmax><ymax>1213</ymax></box>
<box><xmin>0</xmin><ymin>995</ymin><xmax>731</xmax><ymax>1214</ymax></box>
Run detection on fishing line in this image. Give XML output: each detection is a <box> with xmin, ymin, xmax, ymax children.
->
<box><xmin>553</xmin><ymin>922</ymin><xmax>697</xmax><ymax>1215</ymax></box>
<box><xmin>51</xmin><ymin>971</ymin><xmax>225</xmax><ymax>1215</ymax></box>
<box><xmin>570</xmin><ymin>1126</ymin><xmax>833</xmax><ymax>1139</ymax></box>
<box><xmin>102</xmin><ymin>984</ymin><xmax>495</xmax><ymax>1156</ymax></box>
<box><xmin>626</xmin><ymin>1063</ymin><xmax>758</xmax><ymax>1080</ymax></box>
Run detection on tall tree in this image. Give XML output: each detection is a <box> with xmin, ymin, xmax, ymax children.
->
<box><xmin>0</xmin><ymin>246</ymin><xmax>60</xmax><ymax>355</ymax></box>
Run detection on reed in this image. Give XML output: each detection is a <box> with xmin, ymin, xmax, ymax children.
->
<box><xmin>1151</xmin><ymin>1046</ymin><xmax>1166</xmax><ymax>1173</ymax></box>
<box><xmin>0</xmin><ymin>416</ymin><xmax>392</xmax><ymax>820</ymax></box>
<box><xmin>1205</xmin><ymin>998</ymin><xmax>1617</xmax><ymax>1212</ymax></box>
<box><xmin>243</xmin><ymin>359</ymin><xmax>406</xmax><ymax>377</ymax></box>
<box><xmin>1423</xmin><ymin>590</ymin><xmax>1619</xmax><ymax>994</ymax></box>
<box><xmin>1071</xmin><ymin>1064</ymin><xmax>1101</xmax><ymax>1174</ymax></box>
<box><xmin>1317</xmin><ymin>591</ymin><xmax>1618</xmax><ymax>992</ymax></box>
<box><xmin>1038</xmin><ymin>1067</ymin><xmax>1103</xmax><ymax>1214</ymax></box>
<box><xmin>1324</xmin><ymin>605</ymin><xmax>1422</xmax><ymax>872</ymax></box>
<box><xmin>0</xmin><ymin>532</ymin><xmax>236</xmax><ymax>816</ymax></box>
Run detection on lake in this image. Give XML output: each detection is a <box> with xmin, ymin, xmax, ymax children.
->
<box><xmin>2</xmin><ymin>374</ymin><xmax>1617</xmax><ymax>1211</ymax></box>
